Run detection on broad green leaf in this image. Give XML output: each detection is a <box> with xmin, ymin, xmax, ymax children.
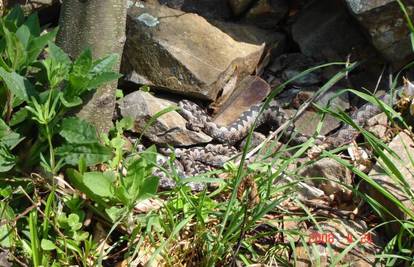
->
<box><xmin>0</xmin><ymin>67</ymin><xmax>35</xmax><ymax>101</ymax></box>
<box><xmin>23</xmin><ymin>12</ymin><xmax>41</xmax><ymax>37</ymax></box>
<box><xmin>0</xmin><ymin>118</ymin><xmax>23</xmax><ymax>149</ymax></box>
<box><xmin>87</xmin><ymin>71</ymin><xmax>122</xmax><ymax>90</ymax></box>
<box><xmin>122</xmin><ymin>159</ymin><xmax>146</xmax><ymax>202</ymax></box>
<box><xmin>27</xmin><ymin>28</ymin><xmax>58</xmax><ymax>64</ymax></box>
<box><xmin>117</xmin><ymin>117</ymin><xmax>134</xmax><ymax>131</ymax></box>
<box><xmin>0</xmin><ymin>224</ymin><xmax>12</xmax><ymax>248</ymax></box>
<box><xmin>4</xmin><ymin>6</ymin><xmax>25</xmax><ymax>28</ymax></box>
<box><xmin>83</xmin><ymin>171</ymin><xmax>115</xmax><ymax>198</ymax></box>
<box><xmin>41</xmin><ymin>239</ymin><xmax>56</xmax><ymax>251</ymax></box>
<box><xmin>119</xmin><ymin>152</ymin><xmax>159</xmax><ymax>204</ymax></box>
<box><xmin>9</xmin><ymin>108</ymin><xmax>28</xmax><ymax>126</ymax></box>
<box><xmin>66</xmin><ymin>168</ymin><xmax>112</xmax><ymax>207</ymax></box>
<box><xmin>0</xmin><ymin>144</ymin><xmax>16</xmax><ymax>173</ymax></box>
<box><xmin>47</xmin><ymin>41</ymin><xmax>71</xmax><ymax>67</ymax></box>
<box><xmin>12</xmin><ymin>94</ymin><xmax>25</xmax><ymax>108</ymax></box>
<box><xmin>113</xmin><ymin>186</ymin><xmax>129</xmax><ymax>206</ymax></box>
<box><xmin>138</xmin><ymin>176</ymin><xmax>159</xmax><ymax>200</ymax></box>
<box><xmin>55</xmin><ymin>143</ymin><xmax>112</xmax><ymax>166</ymax></box>
<box><xmin>140</xmin><ymin>145</ymin><xmax>158</xmax><ymax>167</ymax></box>
<box><xmin>16</xmin><ymin>24</ymin><xmax>31</xmax><ymax>48</ymax></box>
<box><xmin>91</xmin><ymin>53</ymin><xmax>118</xmax><ymax>74</ymax></box>
<box><xmin>105</xmin><ymin>206</ymin><xmax>127</xmax><ymax>222</ymax></box>
<box><xmin>67</xmin><ymin>214</ymin><xmax>82</xmax><ymax>230</ymax></box>
<box><xmin>2</xmin><ymin>24</ymin><xmax>27</xmax><ymax>70</ymax></box>
<box><xmin>41</xmin><ymin>47</ymin><xmax>70</xmax><ymax>89</ymax></box>
<box><xmin>59</xmin><ymin>93</ymin><xmax>82</xmax><ymax>108</ymax></box>
<box><xmin>73</xmin><ymin>48</ymin><xmax>93</xmax><ymax>74</ymax></box>
<box><xmin>67</xmin><ymin>73</ymin><xmax>89</xmax><ymax>95</ymax></box>
<box><xmin>59</xmin><ymin>117</ymin><xmax>99</xmax><ymax>144</ymax></box>
<box><xmin>0</xmin><ymin>186</ymin><xmax>12</xmax><ymax>198</ymax></box>
<box><xmin>0</xmin><ymin>202</ymin><xmax>15</xmax><ymax>247</ymax></box>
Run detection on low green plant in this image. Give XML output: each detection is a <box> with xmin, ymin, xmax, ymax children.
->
<box><xmin>3</xmin><ymin>2</ymin><xmax>414</xmax><ymax>266</ymax></box>
<box><xmin>0</xmin><ymin>6</ymin><xmax>161</xmax><ymax>266</ymax></box>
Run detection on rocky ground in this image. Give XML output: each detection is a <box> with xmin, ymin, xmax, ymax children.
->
<box><xmin>112</xmin><ymin>1</ymin><xmax>414</xmax><ymax>265</ymax></box>
<box><xmin>4</xmin><ymin>0</ymin><xmax>414</xmax><ymax>265</ymax></box>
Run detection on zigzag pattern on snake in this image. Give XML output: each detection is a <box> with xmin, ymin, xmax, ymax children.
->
<box><xmin>154</xmin><ymin>84</ymin><xmax>414</xmax><ymax>190</ymax></box>
<box><xmin>155</xmin><ymin>144</ymin><xmax>238</xmax><ymax>190</ymax></box>
<box><xmin>177</xmin><ymin>99</ymin><xmax>315</xmax><ymax>145</ymax></box>
<box><xmin>319</xmin><ymin>86</ymin><xmax>411</xmax><ymax>149</ymax></box>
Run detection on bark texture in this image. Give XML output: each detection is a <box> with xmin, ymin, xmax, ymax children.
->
<box><xmin>57</xmin><ymin>0</ymin><xmax>127</xmax><ymax>133</ymax></box>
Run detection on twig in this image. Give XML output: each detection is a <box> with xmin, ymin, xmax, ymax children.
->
<box><xmin>0</xmin><ymin>203</ymin><xmax>40</xmax><ymax>227</ymax></box>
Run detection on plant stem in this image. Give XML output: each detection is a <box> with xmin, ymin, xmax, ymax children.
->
<box><xmin>45</xmin><ymin>124</ymin><xmax>55</xmax><ymax>174</ymax></box>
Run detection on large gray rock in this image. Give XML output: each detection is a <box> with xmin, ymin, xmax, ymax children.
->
<box><xmin>122</xmin><ymin>2</ymin><xmax>265</xmax><ymax>101</ymax></box>
<box><xmin>291</xmin><ymin>0</ymin><xmax>385</xmax><ymax>92</ymax></box>
<box><xmin>119</xmin><ymin>91</ymin><xmax>212</xmax><ymax>146</ymax></box>
<box><xmin>365</xmin><ymin>131</ymin><xmax>414</xmax><ymax>236</ymax></box>
<box><xmin>291</xmin><ymin>0</ymin><xmax>372</xmax><ymax>61</ymax></box>
<box><xmin>345</xmin><ymin>0</ymin><xmax>414</xmax><ymax>68</ymax></box>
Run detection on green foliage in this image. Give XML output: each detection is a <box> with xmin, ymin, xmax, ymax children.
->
<box><xmin>66</xmin><ymin>145</ymin><xmax>159</xmax><ymax>218</ymax></box>
<box><xmin>0</xmin><ymin>7</ymin><xmax>138</xmax><ymax>266</ymax></box>
<box><xmin>55</xmin><ymin>117</ymin><xmax>113</xmax><ymax>166</ymax></box>
<box><xmin>113</xmin><ymin>146</ymin><xmax>159</xmax><ymax>207</ymax></box>
<box><xmin>3</xmin><ymin>4</ymin><xmax>414</xmax><ymax>267</ymax></box>
<box><xmin>0</xmin><ymin>118</ymin><xmax>23</xmax><ymax>171</ymax></box>
<box><xmin>0</xmin><ymin>6</ymin><xmax>120</xmax><ymax>176</ymax></box>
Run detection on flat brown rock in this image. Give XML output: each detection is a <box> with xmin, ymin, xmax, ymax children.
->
<box><xmin>119</xmin><ymin>91</ymin><xmax>212</xmax><ymax>146</ymax></box>
<box><xmin>122</xmin><ymin>1</ymin><xmax>265</xmax><ymax>101</ymax></box>
<box><xmin>213</xmin><ymin>76</ymin><xmax>271</xmax><ymax>126</ymax></box>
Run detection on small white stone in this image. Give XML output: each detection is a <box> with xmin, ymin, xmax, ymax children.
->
<box><xmin>137</xmin><ymin>13</ymin><xmax>159</xmax><ymax>27</ymax></box>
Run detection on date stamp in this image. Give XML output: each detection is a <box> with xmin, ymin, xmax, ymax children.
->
<box><xmin>308</xmin><ymin>231</ymin><xmax>373</xmax><ymax>245</ymax></box>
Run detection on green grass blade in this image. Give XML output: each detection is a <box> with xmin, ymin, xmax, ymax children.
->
<box><xmin>29</xmin><ymin>210</ymin><xmax>41</xmax><ymax>267</ymax></box>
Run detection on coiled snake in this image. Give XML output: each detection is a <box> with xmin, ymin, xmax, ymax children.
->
<box><xmin>153</xmin><ymin>83</ymin><xmax>414</xmax><ymax>190</ymax></box>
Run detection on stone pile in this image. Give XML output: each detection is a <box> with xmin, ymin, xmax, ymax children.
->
<box><xmin>117</xmin><ymin>1</ymin><xmax>414</xmax><ymax>264</ymax></box>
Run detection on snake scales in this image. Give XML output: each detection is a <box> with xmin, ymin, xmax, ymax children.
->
<box><xmin>152</xmin><ymin>83</ymin><xmax>414</xmax><ymax>190</ymax></box>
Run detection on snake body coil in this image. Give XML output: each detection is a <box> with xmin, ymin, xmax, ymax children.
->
<box><xmin>153</xmin><ymin>84</ymin><xmax>414</xmax><ymax>190</ymax></box>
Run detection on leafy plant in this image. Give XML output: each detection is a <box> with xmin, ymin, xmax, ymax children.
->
<box><xmin>0</xmin><ymin>6</ymin><xmax>121</xmax><ymax>176</ymax></box>
<box><xmin>66</xmin><ymin>145</ymin><xmax>159</xmax><ymax>221</ymax></box>
<box><xmin>0</xmin><ymin>6</ymin><xmax>129</xmax><ymax>266</ymax></box>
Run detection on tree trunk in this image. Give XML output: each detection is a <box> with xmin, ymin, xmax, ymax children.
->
<box><xmin>56</xmin><ymin>0</ymin><xmax>127</xmax><ymax>133</ymax></box>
